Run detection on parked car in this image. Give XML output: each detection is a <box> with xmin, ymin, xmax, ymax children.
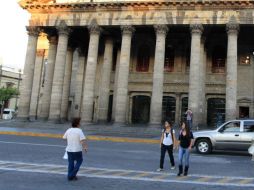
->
<box><xmin>2</xmin><ymin>108</ymin><xmax>16</xmax><ymax>120</ymax></box>
<box><xmin>193</xmin><ymin>119</ymin><xmax>254</xmax><ymax>154</ymax></box>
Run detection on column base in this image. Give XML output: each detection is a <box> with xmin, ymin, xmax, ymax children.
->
<box><xmin>36</xmin><ymin>117</ymin><xmax>48</xmax><ymax>121</ymax></box>
<box><xmin>148</xmin><ymin>123</ymin><xmax>162</xmax><ymax>128</ymax></box>
<box><xmin>97</xmin><ymin>119</ymin><xmax>109</xmax><ymax>124</ymax></box>
<box><xmin>16</xmin><ymin>117</ymin><xmax>29</xmax><ymax>121</ymax></box>
<box><xmin>47</xmin><ymin>118</ymin><xmax>62</xmax><ymax>124</ymax></box>
<box><xmin>80</xmin><ymin>120</ymin><xmax>94</xmax><ymax>125</ymax></box>
<box><xmin>29</xmin><ymin>116</ymin><xmax>37</xmax><ymax>121</ymax></box>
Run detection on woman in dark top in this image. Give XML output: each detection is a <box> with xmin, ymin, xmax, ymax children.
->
<box><xmin>177</xmin><ymin>121</ymin><xmax>194</xmax><ymax>176</ymax></box>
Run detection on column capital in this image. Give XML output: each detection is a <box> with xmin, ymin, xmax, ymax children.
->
<box><xmin>226</xmin><ymin>23</ymin><xmax>239</xmax><ymax>35</ymax></box>
<box><xmin>57</xmin><ymin>21</ymin><xmax>71</xmax><ymax>36</ymax></box>
<box><xmin>88</xmin><ymin>24</ymin><xmax>101</xmax><ymax>35</ymax></box>
<box><xmin>121</xmin><ymin>25</ymin><xmax>135</xmax><ymax>36</ymax></box>
<box><xmin>26</xmin><ymin>26</ymin><xmax>40</xmax><ymax>37</ymax></box>
<box><xmin>154</xmin><ymin>25</ymin><xmax>168</xmax><ymax>35</ymax></box>
<box><xmin>190</xmin><ymin>24</ymin><xmax>203</xmax><ymax>35</ymax></box>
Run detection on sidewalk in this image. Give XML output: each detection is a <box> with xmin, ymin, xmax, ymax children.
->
<box><xmin>0</xmin><ymin>120</ymin><xmax>163</xmax><ymax>144</ymax></box>
<box><xmin>0</xmin><ymin>120</ymin><xmax>212</xmax><ymax>144</ymax></box>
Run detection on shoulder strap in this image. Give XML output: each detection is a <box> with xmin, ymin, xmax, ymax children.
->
<box><xmin>170</xmin><ymin>128</ymin><xmax>174</xmax><ymax>144</ymax></box>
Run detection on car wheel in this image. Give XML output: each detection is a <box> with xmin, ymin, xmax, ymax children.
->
<box><xmin>196</xmin><ymin>139</ymin><xmax>212</xmax><ymax>154</ymax></box>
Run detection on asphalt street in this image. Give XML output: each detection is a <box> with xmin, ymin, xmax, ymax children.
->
<box><xmin>0</xmin><ymin>134</ymin><xmax>254</xmax><ymax>190</ymax></box>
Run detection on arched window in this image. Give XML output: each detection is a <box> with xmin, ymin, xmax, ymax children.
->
<box><xmin>132</xmin><ymin>95</ymin><xmax>151</xmax><ymax>124</ymax></box>
<box><xmin>164</xmin><ymin>46</ymin><xmax>174</xmax><ymax>72</ymax></box>
<box><xmin>212</xmin><ymin>46</ymin><xmax>226</xmax><ymax>73</ymax></box>
<box><xmin>136</xmin><ymin>44</ymin><xmax>150</xmax><ymax>72</ymax></box>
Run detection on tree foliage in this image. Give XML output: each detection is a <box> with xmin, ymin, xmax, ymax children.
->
<box><xmin>0</xmin><ymin>87</ymin><xmax>19</xmax><ymax>103</ymax></box>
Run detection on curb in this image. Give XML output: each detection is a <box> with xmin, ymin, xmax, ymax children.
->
<box><xmin>0</xmin><ymin>131</ymin><xmax>160</xmax><ymax>144</ymax></box>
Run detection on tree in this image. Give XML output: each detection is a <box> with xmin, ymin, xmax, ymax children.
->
<box><xmin>0</xmin><ymin>87</ymin><xmax>19</xmax><ymax>118</ymax></box>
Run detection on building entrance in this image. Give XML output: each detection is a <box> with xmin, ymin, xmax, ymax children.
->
<box><xmin>239</xmin><ymin>106</ymin><xmax>249</xmax><ymax>118</ymax></box>
<box><xmin>207</xmin><ymin>98</ymin><xmax>225</xmax><ymax>127</ymax></box>
<box><xmin>132</xmin><ymin>96</ymin><xmax>150</xmax><ymax>124</ymax></box>
<box><xmin>162</xmin><ymin>96</ymin><xmax>176</xmax><ymax>123</ymax></box>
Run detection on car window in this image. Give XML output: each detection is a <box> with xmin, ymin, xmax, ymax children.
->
<box><xmin>3</xmin><ymin>111</ymin><xmax>10</xmax><ymax>114</ymax></box>
<box><xmin>243</xmin><ymin>121</ymin><xmax>254</xmax><ymax>132</ymax></box>
<box><xmin>221</xmin><ymin>121</ymin><xmax>241</xmax><ymax>132</ymax></box>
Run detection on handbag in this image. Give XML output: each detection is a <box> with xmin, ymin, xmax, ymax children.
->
<box><xmin>63</xmin><ymin>150</ymin><xmax>68</xmax><ymax>160</ymax></box>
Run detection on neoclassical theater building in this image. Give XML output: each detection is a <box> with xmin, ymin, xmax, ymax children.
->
<box><xmin>18</xmin><ymin>0</ymin><xmax>254</xmax><ymax>127</ymax></box>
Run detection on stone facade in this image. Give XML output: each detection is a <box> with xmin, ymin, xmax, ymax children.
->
<box><xmin>18</xmin><ymin>0</ymin><xmax>254</xmax><ymax>127</ymax></box>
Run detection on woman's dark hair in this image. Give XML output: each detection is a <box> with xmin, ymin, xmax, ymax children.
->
<box><xmin>72</xmin><ymin>117</ymin><xmax>81</xmax><ymax>128</ymax></box>
<box><xmin>180</xmin><ymin>120</ymin><xmax>190</xmax><ymax>137</ymax></box>
<box><xmin>164</xmin><ymin>120</ymin><xmax>172</xmax><ymax>126</ymax></box>
<box><xmin>184</xmin><ymin>121</ymin><xmax>191</xmax><ymax>137</ymax></box>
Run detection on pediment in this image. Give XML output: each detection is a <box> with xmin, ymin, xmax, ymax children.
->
<box><xmin>238</xmin><ymin>97</ymin><xmax>252</xmax><ymax>103</ymax></box>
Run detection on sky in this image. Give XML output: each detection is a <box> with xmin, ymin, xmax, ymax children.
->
<box><xmin>0</xmin><ymin>0</ymin><xmax>30</xmax><ymax>70</ymax></box>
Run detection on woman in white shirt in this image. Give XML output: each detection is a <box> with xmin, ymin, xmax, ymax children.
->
<box><xmin>157</xmin><ymin>121</ymin><xmax>176</xmax><ymax>171</ymax></box>
<box><xmin>63</xmin><ymin>118</ymin><xmax>88</xmax><ymax>181</ymax></box>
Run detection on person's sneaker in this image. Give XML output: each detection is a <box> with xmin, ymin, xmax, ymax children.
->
<box><xmin>156</xmin><ymin>168</ymin><xmax>163</xmax><ymax>172</ymax></box>
<box><xmin>171</xmin><ymin>166</ymin><xmax>175</xmax><ymax>170</ymax></box>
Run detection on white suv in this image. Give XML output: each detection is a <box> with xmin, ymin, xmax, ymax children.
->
<box><xmin>2</xmin><ymin>108</ymin><xmax>16</xmax><ymax>120</ymax></box>
<box><xmin>193</xmin><ymin>120</ymin><xmax>254</xmax><ymax>154</ymax></box>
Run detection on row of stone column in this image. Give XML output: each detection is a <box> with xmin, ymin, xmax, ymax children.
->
<box><xmin>18</xmin><ymin>23</ymin><xmax>73</xmax><ymax>122</ymax></box>
<box><xmin>187</xmin><ymin>23</ymin><xmax>239</xmax><ymax>126</ymax></box>
<box><xmin>18</xmin><ymin>23</ymin><xmax>239</xmax><ymax>125</ymax></box>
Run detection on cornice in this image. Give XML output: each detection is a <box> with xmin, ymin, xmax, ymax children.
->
<box><xmin>19</xmin><ymin>0</ymin><xmax>254</xmax><ymax>13</ymax></box>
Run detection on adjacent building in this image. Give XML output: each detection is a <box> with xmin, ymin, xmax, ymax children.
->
<box><xmin>0</xmin><ymin>65</ymin><xmax>22</xmax><ymax>110</ymax></box>
<box><xmin>17</xmin><ymin>0</ymin><xmax>254</xmax><ymax>127</ymax></box>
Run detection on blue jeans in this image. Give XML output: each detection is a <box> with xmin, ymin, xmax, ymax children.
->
<box><xmin>178</xmin><ymin>146</ymin><xmax>190</xmax><ymax>166</ymax></box>
<box><xmin>67</xmin><ymin>151</ymin><xmax>83</xmax><ymax>179</ymax></box>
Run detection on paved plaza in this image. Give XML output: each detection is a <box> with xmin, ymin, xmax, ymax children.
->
<box><xmin>0</xmin><ymin>120</ymin><xmax>254</xmax><ymax>189</ymax></box>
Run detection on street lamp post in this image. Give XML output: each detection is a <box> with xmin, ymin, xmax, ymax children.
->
<box><xmin>0</xmin><ymin>63</ymin><xmax>2</xmax><ymax>86</ymax></box>
<box><xmin>15</xmin><ymin>69</ymin><xmax>22</xmax><ymax>111</ymax></box>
